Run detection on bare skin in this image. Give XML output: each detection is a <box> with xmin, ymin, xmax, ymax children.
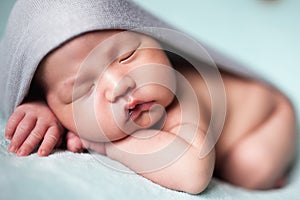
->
<box><xmin>5</xmin><ymin>101</ymin><xmax>64</xmax><ymax>156</ymax></box>
<box><xmin>5</xmin><ymin>30</ymin><xmax>297</xmax><ymax>193</ymax></box>
<box><xmin>176</xmin><ymin>62</ymin><xmax>297</xmax><ymax>189</ymax></box>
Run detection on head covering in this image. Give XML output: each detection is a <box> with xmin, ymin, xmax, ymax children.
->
<box><xmin>0</xmin><ymin>0</ymin><xmax>261</xmax><ymax>119</ymax></box>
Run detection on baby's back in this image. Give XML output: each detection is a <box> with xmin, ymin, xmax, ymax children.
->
<box><xmin>173</xmin><ymin>60</ymin><xmax>296</xmax><ymax>189</ymax></box>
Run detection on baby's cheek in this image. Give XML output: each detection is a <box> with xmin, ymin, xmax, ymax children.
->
<box><xmin>71</xmin><ymin>96</ymin><xmax>102</xmax><ymax>141</ymax></box>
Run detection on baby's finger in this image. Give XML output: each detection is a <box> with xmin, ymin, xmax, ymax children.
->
<box><xmin>66</xmin><ymin>131</ymin><xmax>83</xmax><ymax>153</ymax></box>
<box><xmin>5</xmin><ymin>111</ymin><xmax>25</xmax><ymax>140</ymax></box>
<box><xmin>9</xmin><ymin>115</ymin><xmax>36</xmax><ymax>153</ymax></box>
<box><xmin>38</xmin><ymin>126</ymin><xmax>62</xmax><ymax>156</ymax></box>
<box><xmin>16</xmin><ymin>121</ymin><xmax>48</xmax><ymax>156</ymax></box>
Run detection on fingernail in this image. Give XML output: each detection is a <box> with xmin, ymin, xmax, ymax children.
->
<box><xmin>9</xmin><ymin>145</ymin><xmax>16</xmax><ymax>153</ymax></box>
<box><xmin>5</xmin><ymin>135</ymin><xmax>12</xmax><ymax>140</ymax></box>
<box><xmin>39</xmin><ymin>149</ymin><xmax>47</xmax><ymax>156</ymax></box>
<box><xmin>17</xmin><ymin>149</ymin><xmax>26</xmax><ymax>156</ymax></box>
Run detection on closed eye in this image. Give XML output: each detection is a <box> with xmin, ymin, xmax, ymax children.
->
<box><xmin>119</xmin><ymin>50</ymin><xmax>136</xmax><ymax>64</ymax></box>
<box><xmin>72</xmin><ymin>83</ymin><xmax>95</xmax><ymax>101</ymax></box>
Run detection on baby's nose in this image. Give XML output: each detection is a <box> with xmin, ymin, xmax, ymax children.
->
<box><xmin>105</xmin><ymin>75</ymin><xmax>136</xmax><ymax>102</ymax></box>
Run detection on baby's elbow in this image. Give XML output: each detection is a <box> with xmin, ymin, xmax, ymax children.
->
<box><xmin>176</xmin><ymin>151</ymin><xmax>215</xmax><ymax>194</ymax></box>
<box><xmin>179</xmin><ymin>171</ymin><xmax>211</xmax><ymax>194</ymax></box>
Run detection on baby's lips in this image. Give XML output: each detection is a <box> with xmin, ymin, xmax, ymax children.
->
<box><xmin>127</xmin><ymin>101</ymin><xmax>155</xmax><ymax>121</ymax></box>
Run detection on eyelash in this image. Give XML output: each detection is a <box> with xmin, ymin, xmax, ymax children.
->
<box><xmin>120</xmin><ymin>50</ymin><xmax>136</xmax><ymax>63</ymax></box>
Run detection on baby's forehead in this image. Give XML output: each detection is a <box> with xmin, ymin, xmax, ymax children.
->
<box><xmin>39</xmin><ymin>30</ymin><xmax>162</xmax><ymax>77</ymax></box>
<box><xmin>36</xmin><ymin>30</ymin><xmax>135</xmax><ymax>77</ymax></box>
<box><xmin>57</xmin><ymin>30</ymin><xmax>123</xmax><ymax>53</ymax></box>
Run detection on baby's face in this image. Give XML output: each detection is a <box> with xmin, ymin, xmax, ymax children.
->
<box><xmin>40</xmin><ymin>30</ymin><xmax>176</xmax><ymax>142</ymax></box>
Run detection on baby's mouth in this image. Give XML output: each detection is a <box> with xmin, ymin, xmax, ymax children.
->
<box><xmin>127</xmin><ymin>101</ymin><xmax>155</xmax><ymax>121</ymax></box>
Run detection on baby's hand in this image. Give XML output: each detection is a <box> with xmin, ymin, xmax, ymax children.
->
<box><xmin>5</xmin><ymin>101</ymin><xmax>64</xmax><ymax>156</ymax></box>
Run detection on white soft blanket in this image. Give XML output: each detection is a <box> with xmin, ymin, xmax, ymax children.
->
<box><xmin>0</xmin><ymin>117</ymin><xmax>299</xmax><ymax>199</ymax></box>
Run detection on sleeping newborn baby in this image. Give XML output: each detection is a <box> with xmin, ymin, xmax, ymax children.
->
<box><xmin>5</xmin><ymin>30</ymin><xmax>297</xmax><ymax>194</ymax></box>
<box><xmin>1</xmin><ymin>0</ymin><xmax>297</xmax><ymax>195</ymax></box>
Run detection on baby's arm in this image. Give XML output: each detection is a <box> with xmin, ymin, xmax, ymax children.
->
<box><xmin>5</xmin><ymin>101</ymin><xmax>64</xmax><ymax>156</ymax></box>
<box><xmin>63</xmin><ymin>126</ymin><xmax>215</xmax><ymax>193</ymax></box>
<box><xmin>105</xmin><ymin>127</ymin><xmax>215</xmax><ymax>194</ymax></box>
